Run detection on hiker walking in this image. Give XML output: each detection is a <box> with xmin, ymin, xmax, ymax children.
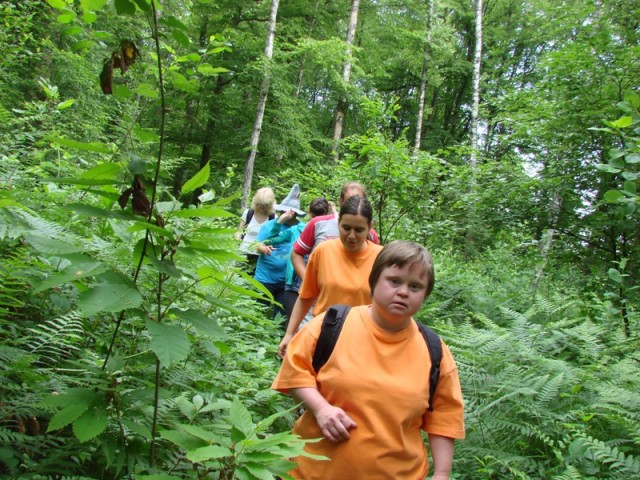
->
<box><xmin>272</xmin><ymin>240</ymin><xmax>465</xmax><ymax>479</ymax></box>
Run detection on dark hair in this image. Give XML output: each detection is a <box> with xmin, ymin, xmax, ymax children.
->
<box><xmin>309</xmin><ymin>197</ymin><xmax>330</xmax><ymax>217</ymax></box>
<box><xmin>369</xmin><ymin>240</ymin><xmax>435</xmax><ymax>299</ymax></box>
<box><xmin>339</xmin><ymin>181</ymin><xmax>366</xmax><ymax>203</ymax></box>
<box><xmin>339</xmin><ymin>195</ymin><xmax>373</xmax><ymax>224</ymax></box>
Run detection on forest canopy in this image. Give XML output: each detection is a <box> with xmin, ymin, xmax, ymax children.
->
<box><xmin>0</xmin><ymin>0</ymin><xmax>638</xmax><ymax>478</ymax></box>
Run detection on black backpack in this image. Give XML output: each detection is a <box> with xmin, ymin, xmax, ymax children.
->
<box><xmin>312</xmin><ymin>304</ymin><xmax>443</xmax><ymax>412</ymax></box>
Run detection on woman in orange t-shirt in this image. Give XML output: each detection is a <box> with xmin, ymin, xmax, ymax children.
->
<box><xmin>273</xmin><ymin>241</ymin><xmax>465</xmax><ymax>479</ymax></box>
<box><xmin>277</xmin><ymin>195</ymin><xmax>382</xmax><ymax>359</ymax></box>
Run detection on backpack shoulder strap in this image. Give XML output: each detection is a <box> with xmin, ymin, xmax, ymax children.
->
<box><xmin>312</xmin><ymin>304</ymin><xmax>351</xmax><ymax>373</ymax></box>
<box><xmin>245</xmin><ymin>209</ymin><xmax>255</xmax><ymax>225</ymax></box>
<box><xmin>417</xmin><ymin>322</ymin><xmax>442</xmax><ymax>412</ymax></box>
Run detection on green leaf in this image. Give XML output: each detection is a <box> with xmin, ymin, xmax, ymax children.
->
<box><xmin>61</xmin><ymin>26</ymin><xmax>83</xmax><ymax>36</ymax></box>
<box><xmin>47</xmin><ymin>136</ymin><xmax>111</xmax><ymax>153</ymax></box>
<box><xmin>172</xmin><ymin>29</ymin><xmax>191</xmax><ymax>48</ymax></box>
<box><xmin>114</xmin><ymin>0</ymin><xmax>136</xmax><ymax>15</ymax></box>
<box><xmin>132</xmin><ymin>125</ymin><xmax>159</xmax><ymax>143</ymax></box>
<box><xmin>73</xmin><ymin>405</ymin><xmax>108</xmax><ymax>442</ymax></box>
<box><xmin>78</xmin><ymin>280</ymin><xmax>143</xmax><ymax>316</ymax></box>
<box><xmin>132</xmin><ymin>0</ymin><xmax>151</xmax><ymax>12</ymax></box>
<box><xmin>623</xmin><ymin>180</ymin><xmax>637</xmax><ymax>195</ymax></box>
<box><xmin>229</xmin><ymin>399</ymin><xmax>254</xmax><ymax>438</ymax></box>
<box><xmin>595</xmin><ymin>164</ymin><xmax>621</xmax><ymax>174</ymax></box>
<box><xmin>197</xmin><ymin>64</ymin><xmax>229</xmax><ymax>76</ymax></box>
<box><xmin>181</xmin><ymin>162</ymin><xmax>210</xmax><ymax>195</ymax></box>
<box><xmin>170</xmin><ymin>72</ymin><xmax>200</xmax><ymax>93</ymax></box>
<box><xmin>176</xmin><ymin>423</ymin><xmax>218</xmax><ymax>443</ymax></box>
<box><xmin>608</xmin><ymin>268</ymin><xmax>623</xmax><ymax>284</ymax></box>
<box><xmin>138</xmin><ymin>476</ymin><xmax>182</xmax><ymax>480</ymax></box>
<box><xmin>112</xmin><ymin>84</ymin><xmax>134</xmax><ymax>100</ymax></box>
<box><xmin>626</xmin><ymin>153</ymin><xmax>640</xmax><ymax>164</ymax></box>
<box><xmin>66</xmin><ymin>203</ymin><xmax>137</xmax><ymax>220</ymax></box>
<box><xmin>57</xmin><ymin>10</ymin><xmax>77</xmax><ymax>23</ymax></box>
<box><xmin>41</xmin><ymin>388</ymin><xmax>97</xmax><ymax>408</ymax></box>
<box><xmin>56</xmin><ymin>99</ymin><xmax>76</xmax><ymax>110</ymax></box>
<box><xmin>172</xmin><ymin>206</ymin><xmax>234</xmax><ymax>219</ymax></box>
<box><xmin>610</xmin><ymin>156</ymin><xmax>625</xmax><ymax>169</ymax></box>
<box><xmin>47</xmin><ymin>404</ymin><xmax>89</xmax><ymax>431</ymax></box>
<box><xmin>73</xmin><ymin>39</ymin><xmax>94</xmax><ymax>51</ymax></box>
<box><xmin>135</xmin><ymin>83</ymin><xmax>159</xmax><ymax>99</ymax></box>
<box><xmin>93</xmin><ymin>31</ymin><xmax>112</xmax><ymax>40</ymax></box>
<box><xmin>82</xmin><ymin>11</ymin><xmax>97</xmax><ymax>23</ymax></box>
<box><xmin>160</xmin><ymin>429</ymin><xmax>208</xmax><ymax>450</ymax></box>
<box><xmin>169</xmin><ymin>308</ymin><xmax>226</xmax><ymax>339</ymax></box>
<box><xmin>186</xmin><ymin>445</ymin><xmax>232</xmax><ymax>462</ymax></box>
<box><xmin>80</xmin><ymin>0</ymin><xmax>107</xmax><ymax>11</ymax></box>
<box><xmin>610</xmin><ymin>116</ymin><xmax>633</xmax><ymax>129</ymax></box>
<box><xmin>80</xmin><ymin>162</ymin><xmax>123</xmax><ymax>181</ymax></box>
<box><xmin>127</xmin><ymin>221</ymin><xmax>174</xmax><ymax>239</ymax></box>
<box><xmin>146</xmin><ymin>321</ymin><xmax>191</xmax><ymax>367</ymax></box>
<box><xmin>25</xmin><ymin>234</ymin><xmax>81</xmax><ymax>255</ymax></box>
<box><xmin>33</xmin><ymin>254</ymin><xmax>108</xmax><ymax>293</ymax></box>
<box><xmin>47</xmin><ymin>0</ymin><xmax>68</xmax><ymax>8</ymax></box>
<box><xmin>603</xmin><ymin>190</ymin><xmax>624</xmax><ymax>203</ymax></box>
<box><xmin>177</xmin><ymin>53</ymin><xmax>202</xmax><ymax>62</ymax></box>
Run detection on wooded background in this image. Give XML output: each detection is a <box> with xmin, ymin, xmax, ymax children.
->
<box><xmin>0</xmin><ymin>0</ymin><xmax>638</xmax><ymax>478</ymax></box>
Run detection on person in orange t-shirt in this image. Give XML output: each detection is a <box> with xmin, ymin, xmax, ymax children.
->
<box><xmin>277</xmin><ymin>195</ymin><xmax>383</xmax><ymax>359</ymax></box>
<box><xmin>272</xmin><ymin>240</ymin><xmax>465</xmax><ymax>479</ymax></box>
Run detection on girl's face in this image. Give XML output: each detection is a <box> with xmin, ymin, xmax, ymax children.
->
<box><xmin>339</xmin><ymin>213</ymin><xmax>370</xmax><ymax>252</ymax></box>
<box><xmin>370</xmin><ymin>263</ymin><xmax>429</xmax><ymax>332</ymax></box>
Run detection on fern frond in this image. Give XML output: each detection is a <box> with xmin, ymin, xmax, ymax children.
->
<box><xmin>575</xmin><ymin>434</ymin><xmax>640</xmax><ymax>476</ymax></box>
<box><xmin>553</xmin><ymin>465</ymin><xmax>585</xmax><ymax>480</ymax></box>
<box><xmin>23</xmin><ymin>311</ymin><xmax>85</xmax><ymax>365</ymax></box>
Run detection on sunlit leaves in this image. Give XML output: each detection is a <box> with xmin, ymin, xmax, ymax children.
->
<box><xmin>181</xmin><ymin>162</ymin><xmax>210</xmax><ymax>195</ymax></box>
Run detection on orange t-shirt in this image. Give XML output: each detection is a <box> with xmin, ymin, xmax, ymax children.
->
<box><xmin>272</xmin><ymin>305</ymin><xmax>465</xmax><ymax>479</ymax></box>
<box><xmin>299</xmin><ymin>238</ymin><xmax>383</xmax><ymax>316</ymax></box>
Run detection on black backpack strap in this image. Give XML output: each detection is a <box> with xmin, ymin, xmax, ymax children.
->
<box><xmin>418</xmin><ymin>322</ymin><xmax>442</xmax><ymax>412</ymax></box>
<box><xmin>312</xmin><ymin>304</ymin><xmax>351</xmax><ymax>373</ymax></box>
<box><xmin>245</xmin><ymin>208</ymin><xmax>255</xmax><ymax>225</ymax></box>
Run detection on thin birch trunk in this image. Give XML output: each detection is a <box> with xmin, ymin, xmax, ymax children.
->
<box><xmin>469</xmin><ymin>0</ymin><xmax>483</xmax><ymax>168</ymax></box>
<box><xmin>414</xmin><ymin>0</ymin><xmax>434</xmax><ymax>153</ymax></box>
<box><xmin>241</xmin><ymin>0</ymin><xmax>280</xmax><ymax>209</ymax></box>
<box><xmin>331</xmin><ymin>0</ymin><xmax>360</xmax><ymax>161</ymax></box>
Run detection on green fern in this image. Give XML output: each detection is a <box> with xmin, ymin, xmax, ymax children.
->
<box><xmin>23</xmin><ymin>311</ymin><xmax>85</xmax><ymax>365</ymax></box>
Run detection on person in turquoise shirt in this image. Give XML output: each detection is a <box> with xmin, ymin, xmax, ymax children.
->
<box><xmin>262</xmin><ymin>197</ymin><xmax>329</xmax><ymax>328</ymax></box>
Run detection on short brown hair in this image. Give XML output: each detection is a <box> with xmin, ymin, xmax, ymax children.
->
<box><xmin>339</xmin><ymin>181</ymin><xmax>366</xmax><ymax>203</ymax></box>
<box><xmin>369</xmin><ymin>240</ymin><xmax>435</xmax><ymax>299</ymax></box>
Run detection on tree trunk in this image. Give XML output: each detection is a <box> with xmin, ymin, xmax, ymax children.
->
<box><xmin>469</xmin><ymin>0</ymin><xmax>483</xmax><ymax>168</ymax></box>
<box><xmin>414</xmin><ymin>0</ymin><xmax>434</xmax><ymax>153</ymax></box>
<box><xmin>241</xmin><ymin>0</ymin><xmax>281</xmax><ymax>210</ymax></box>
<box><xmin>331</xmin><ymin>0</ymin><xmax>360</xmax><ymax>161</ymax></box>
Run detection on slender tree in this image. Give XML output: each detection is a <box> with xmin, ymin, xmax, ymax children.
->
<box><xmin>469</xmin><ymin>0</ymin><xmax>483</xmax><ymax>167</ymax></box>
<box><xmin>331</xmin><ymin>0</ymin><xmax>360</xmax><ymax>161</ymax></box>
<box><xmin>241</xmin><ymin>0</ymin><xmax>281</xmax><ymax>209</ymax></box>
<box><xmin>414</xmin><ymin>0</ymin><xmax>435</xmax><ymax>153</ymax></box>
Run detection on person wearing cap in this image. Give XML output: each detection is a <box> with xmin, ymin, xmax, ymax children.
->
<box><xmin>254</xmin><ymin>185</ymin><xmax>306</xmax><ymax>323</ymax></box>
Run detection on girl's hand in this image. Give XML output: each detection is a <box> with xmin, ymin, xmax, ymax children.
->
<box><xmin>257</xmin><ymin>243</ymin><xmax>274</xmax><ymax>255</ymax></box>
<box><xmin>314</xmin><ymin>404</ymin><xmax>357</xmax><ymax>443</ymax></box>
